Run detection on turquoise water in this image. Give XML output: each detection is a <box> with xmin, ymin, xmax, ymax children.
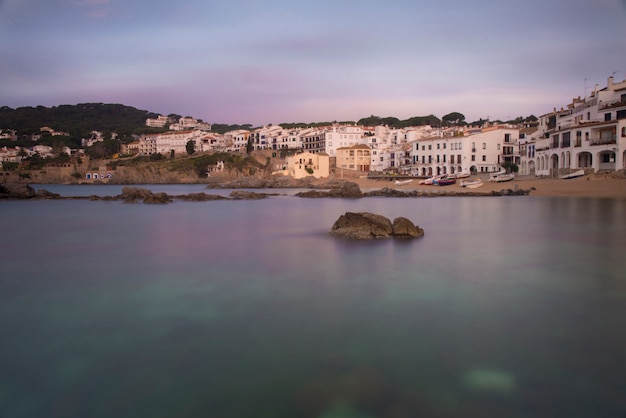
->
<box><xmin>1</xmin><ymin>187</ymin><xmax>625</xmax><ymax>417</ymax></box>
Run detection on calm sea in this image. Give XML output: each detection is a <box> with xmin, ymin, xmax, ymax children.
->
<box><xmin>1</xmin><ymin>185</ymin><xmax>625</xmax><ymax>418</ymax></box>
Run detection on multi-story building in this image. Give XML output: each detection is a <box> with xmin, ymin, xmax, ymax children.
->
<box><xmin>223</xmin><ymin>129</ymin><xmax>250</xmax><ymax>152</ymax></box>
<box><xmin>336</xmin><ymin>144</ymin><xmax>372</xmax><ymax>172</ymax></box>
<box><xmin>325</xmin><ymin>125</ymin><xmax>364</xmax><ymax>157</ymax></box>
<box><xmin>525</xmin><ymin>75</ymin><xmax>626</xmax><ymax>176</ymax></box>
<box><xmin>409</xmin><ymin>126</ymin><xmax>520</xmax><ymax>177</ymax></box>
<box><xmin>286</xmin><ymin>151</ymin><xmax>330</xmax><ymax>179</ymax></box>
<box><xmin>145</xmin><ymin>115</ymin><xmax>169</xmax><ymax>128</ymax></box>
<box><xmin>301</xmin><ymin>128</ymin><xmax>326</xmax><ymax>154</ymax></box>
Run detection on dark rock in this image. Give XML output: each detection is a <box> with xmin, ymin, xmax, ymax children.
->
<box><xmin>35</xmin><ymin>189</ymin><xmax>62</xmax><ymax>199</ymax></box>
<box><xmin>118</xmin><ymin>187</ymin><xmax>172</xmax><ymax>204</ymax></box>
<box><xmin>330</xmin><ymin>212</ymin><xmax>393</xmax><ymax>239</ymax></box>
<box><xmin>392</xmin><ymin>217</ymin><xmax>424</xmax><ymax>238</ymax></box>
<box><xmin>0</xmin><ymin>183</ymin><xmax>37</xmax><ymax>199</ymax></box>
<box><xmin>296</xmin><ymin>190</ymin><xmax>326</xmax><ymax>198</ymax></box>
<box><xmin>178</xmin><ymin>192</ymin><xmax>227</xmax><ymax>201</ymax></box>
<box><xmin>229</xmin><ymin>190</ymin><xmax>271</xmax><ymax>200</ymax></box>
<box><xmin>297</xmin><ymin>181</ymin><xmax>363</xmax><ymax>198</ymax></box>
<box><xmin>143</xmin><ymin>192</ymin><xmax>172</xmax><ymax>204</ymax></box>
<box><xmin>330</xmin><ymin>212</ymin><xmax>424</xmax><ymax>240</ymax></box>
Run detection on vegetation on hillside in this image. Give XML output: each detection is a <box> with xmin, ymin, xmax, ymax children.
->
<box><xmin>0</xmin><ymin>103</ymin><xmax>165</xmax><ymax>148</ymax></box>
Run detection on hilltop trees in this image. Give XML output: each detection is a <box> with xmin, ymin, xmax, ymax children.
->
<box><xmin>442</xmin><ymin>112</ymin><xmax>466</xmax><ymax>126</ymax></box>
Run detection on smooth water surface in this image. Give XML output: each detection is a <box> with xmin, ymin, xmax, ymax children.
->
<box><xmin>1</xmin><ymin>187</ymin><xmax>625</xmax><ymax>417</ymax></box>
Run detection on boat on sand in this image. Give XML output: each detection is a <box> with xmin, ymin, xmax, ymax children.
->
<box><xmin>460</xmin><ymin>178</ymin><xmax>483</xmax><ymax>188</ymax></box>
<box><xmin>489</xmin><ymin>173</ymin><xmax>514</xmax><ymax>182</ymax></box>
<box><xmin>559</xmin><ymin>169</ymin><xmax>585</xmax><ymax>179</ymax></box>
<box><xmin>394</xmin><ymin>179</ymin><xmax>413</xmax><ymax>185</ymax></box>
<box><xmin>435</xmin><ymin>176</ymin><xmax>456</xmax><ymax>186</ymax></box>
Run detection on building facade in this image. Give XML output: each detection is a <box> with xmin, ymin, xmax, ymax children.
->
<box><xmin>409</xmin><ymin>126</ymin><xmax>520</xmax><ymax>176</ymax></box>
<box><xmin>525</xmin><ymin>76</ymin><xmax>626</xmax><ymax>176</ymax></box>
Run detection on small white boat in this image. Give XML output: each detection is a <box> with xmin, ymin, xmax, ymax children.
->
<box><xmin>488</xmin><ymin>170</ymin><xmax>506</xmax><ymax>181</ymax></box>
<box><xmin>559</xmin><ymin>169</ymin><xmax>585</xmax><ymax>179</ymax></box>
<box><xmin>419</xmin><ymin>175</ymin><xmax>443</xmax><ymax>185</ymax></box>
<box><xmin>394</xmin><ymin>179</ymin><xmax>413</xmax><ymax>185</ymax></box>
<box><xmin>460</xmin><ymin>178</ymin><xmax>483</xmax><ymax>188</ymax></box>
<box><xmin>489</xmin><ymin>173</ymin><xmax>514</xmax><ymax>182</ymax></box>
<box><xmin>455</xmin><ymin>172</ymin><xmax>471</xmax><ymax>179</ymax></box>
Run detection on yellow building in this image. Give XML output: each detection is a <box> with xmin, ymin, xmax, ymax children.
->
<box><xmin>336</xmin><ymin>144</ymin><xmax>371</xmax><ymax>172</ymax></box>
<box><xmin>287</xmin><ymin>151</ymin><xmax>330</xmax><ymax>179</ymax></box>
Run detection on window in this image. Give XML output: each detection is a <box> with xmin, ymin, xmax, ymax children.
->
<box><xmin>605</xmin><ymin>113</ymin><xmax>612</xmax><ymax>121</ymax></box>
<box><xmin>482</xmin><ymin>155</ymin><xmax>486</xmax><ymax>161</ymax></box>
<box><xmin>428</xmin><ymin>145</ymin><xmax>432</xmax><ymax>150</ymax></box>
<box><xmin>471</xmin><ymin>155</ymin><xmax>475</xmax><ymax>161</ymax></box>
<box><xmin>482</xmin><ymin>143</ymin><xmax>486</xmax><ymax>149</ymax></box>
<box><xmin>437</xmin><ymin>144</ymin><xmax>440</xmax><ymax>149</ymax></box>
<box><xmin>443</xmin><ymin>143</ymin><xmax>446</xmax><ymax>149</ymax></box>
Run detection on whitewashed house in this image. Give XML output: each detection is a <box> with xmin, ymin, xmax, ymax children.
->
<box><xmin>525</xmin><ymin>75</ymin><xmax>626</xmax><ymax>176</ymax></box>
<box><xmin>409</xmin><ymin>126</ymin><xmax>520</xmax><ymax>177</ymax></box>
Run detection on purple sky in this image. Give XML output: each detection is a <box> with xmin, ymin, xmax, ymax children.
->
<box><xmin>2</xmin><ymin>0</ymin><xmax>626</xmax><ymax>125</ymax></box>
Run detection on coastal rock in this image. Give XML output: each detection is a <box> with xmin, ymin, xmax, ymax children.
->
<box><xmin>178</xmin><ymin>192</ymin><xmax>227</xmax><ymax>201</ymax></box>
<box><xmin>208</xmin><ymin>175</ymin><xmax>315</xmax><ymax>189</ymax></box>
<box><xmin>36</xmin><ymin>189</ymin><xmax>62</xmax><ymax>199</ymax></box>
<box><xmin>330</xmin><ymin>212</ymin><xmax>424</xmax><ymax>240</ymax></box>
<box><xmin>297</xmin><ymin>181</ymin><xmax>363</xmax><ymax>198</ymax></box>
<box><xmin>392</xmin><ymin>217</ymin><xmax>425</xmax><ymax>238</ymax></box>
<box><xmin>119</xmin><ymin>187</ymin><xmax>172</xmax><ymax>204</ymax></box>
<box><xmin>0</xmin><ymin>183</ymin><xmax>37</xmax><ymax>199</ymax></box>
<box><xmin>229</xmin><ymin>190</ymin><xmax>272</xmax><ymax>199</ymax></box>
<box><xmin>330</xmin><ymin>212</ymin><xmax>393</xmax><ymax>239</ymax></box>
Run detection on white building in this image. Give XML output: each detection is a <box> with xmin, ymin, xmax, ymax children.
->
<box><xmin>223</xmin><ymin>129</ymin><xmax>251</xmax><ymax>152</ymax></box>
<box><xmin>145</xmin><ymin>115</ymin><xmax>169</xmax><ymax>128</ymax></box>
<box><xmin>324</xmin><ymin>125</ymin><xmax>365</xmax><ymax>157</ymax></box>
<box><xmin>409</xmin><ymin>126</ymin><xmax>520</xmax><ymax>177</ymax></box>
<box><xmin>524</xmin><ymin>75</ymin><xmax>626</xmax><ymax>176</ymax></box>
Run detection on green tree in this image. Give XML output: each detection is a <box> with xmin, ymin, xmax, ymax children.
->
<box><xmin>186</xmin><ymin>140</ymin><xmax>196</xmax><ymax>155</ymax></box>
<box><xmin>246</xmin><ymin>137</ymin><xmax>253</xmax><ymax>154</ymax></box>
<box><xmin>442</xmin><ymin>112</ymin><xmax>466</xmax><ymax>126</ymax></box>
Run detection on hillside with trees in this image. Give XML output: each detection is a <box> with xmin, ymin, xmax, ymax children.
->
<box><xmin>0</xmin><ymin>103</ymin><xmax>166</xmax><ymax>148</ymax></box>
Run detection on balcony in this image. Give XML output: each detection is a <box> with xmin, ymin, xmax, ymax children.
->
<box><xmin>590</xmin><ymin>135</ymin><xmax>617</xmax><ymax>146</ymax></box>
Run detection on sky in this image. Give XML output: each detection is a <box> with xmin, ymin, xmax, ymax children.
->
<box><xmin>2</xmin><ymin>0</ymin><xmax>626</xmax><ymax>126</ymax></box>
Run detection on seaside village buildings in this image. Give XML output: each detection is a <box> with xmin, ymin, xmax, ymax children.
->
<box><xmin>2</xmin><ymin>76</ymin><xmax>625</xmax><ymax>178</ymax></box>
<box><xmin>520</xmin><ymin>75</ymin><xmax>626</xmax><ymax>176</ymax></box>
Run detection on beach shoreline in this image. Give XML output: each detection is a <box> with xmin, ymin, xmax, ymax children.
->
<box><xmin>337</xmin><ymin>173</ymin><xmax>626</xmax><ymax>199</ymax></box>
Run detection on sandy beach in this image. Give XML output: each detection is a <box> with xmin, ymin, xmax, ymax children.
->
<box><xmin>346</xmin><ymin>173</ymin><xmax>626</xmax><ymax>199</ymax></box>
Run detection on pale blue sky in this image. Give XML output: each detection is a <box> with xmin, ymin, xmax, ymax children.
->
<box><xmin>2</xmin><ymin>0</ymin><xmax>626</xmax><ymax>125</ymax></box>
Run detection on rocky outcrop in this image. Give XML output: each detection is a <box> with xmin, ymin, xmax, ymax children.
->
<box><xmin>392</xmin><ymin>217</ymin><xmax>424</xmax><ymax>238</ymax></box>
<box><xmin>209</xmin><ymin>176</ymin><xmax>316</xmax><ymax>189</ymax></box>
<box><xmin>0</xmin><ymin>183</ymin><xmax>37</xmax><ymax>199</ymax></box>
<box><xmin>297</xmin><ymin>181</ymin><xmax>363</xmax><ymax>198</ymax></box>
<box><xmin>119</xmin><ymin>187</ymin><xmax>172</xmax><ymax>204</ymax></box>
<box><xmin>229</xmin><ymin>190</ymin><xmax>275</xmax><ymax>200</ymax></box>
<box><xmin>330</xmin><ymin>212</ymin><xmax>424</xmax><ymax>240</ymax></box>
<box><xmin>177</xmin><ymin>193</ymin><xmax>228</xmax><ymax>202</ymax></box>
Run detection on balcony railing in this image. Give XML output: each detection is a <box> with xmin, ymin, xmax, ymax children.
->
<box><xmin>590</xmin><ymin>135</ymin><xmax>617</xmax><ymax>146</ymax></box>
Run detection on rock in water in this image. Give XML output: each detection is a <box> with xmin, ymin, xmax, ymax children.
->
<box><xmin>330</xmin><ymin>212</ymin><xmax>424</xmax><ymax>240</ymax></box>
<box><xmin>392</xmin><ymin>217</ymin><xmax>424</xmax><ymax>238</ymax></box>
<box><xmin>329</xmin><ymin>212</ymin><xmax>390</xmax><ymax>239</ymax></box>
<box><xmin>0</xmin><ymin>183</ymin><xmax>37</xmax><ymax>199</ymax></box>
